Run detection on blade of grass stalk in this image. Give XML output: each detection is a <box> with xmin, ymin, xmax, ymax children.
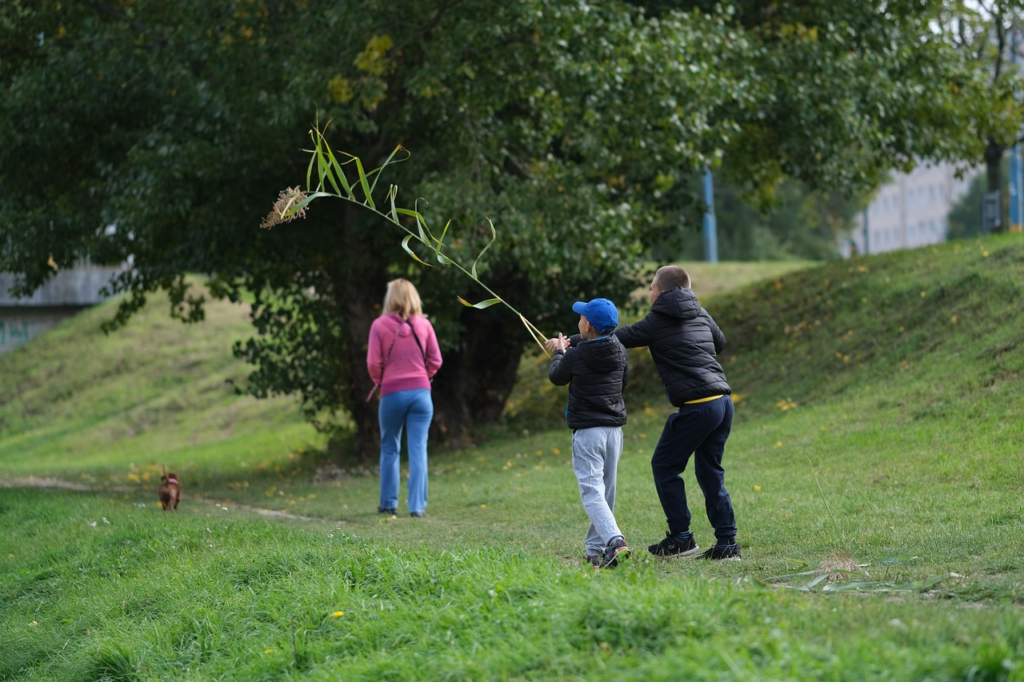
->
<box><xmin>821</xmin><ymin>581</ymin><xmax>893</xmax><ymax>592</ymax></box>
<box><xmin>875</xmin><ymin>556</ymin><xmax>920</xmax><ymax>565</ymax></box>
<box><xmin>519</xmin><ymin>314</ymin><xmax>552</xmax><ymax>357</ymax></box>
<box><xmin>317</xmin><ymin>148</ymin><xmax>343</xmax><ymax>198</ymax></box>
<box><xmin>519</xmin><ymin>315</ymin><xmax>550</xmax><ymax>349</ymax></box>
<box><xmin>353</xmin><ymin>156</ymin><xmax>375</xmax><ymax>209</ymax></box>
<box><xmin>284</xmin><ymin>192</ymin><xmax>332</xmax><ymax>218</ymax></box>
<box><xmin>413</xmin><ymin>198</ymin><xmax>436</xmax><ymax>243</ymax></box>
<box><xmin>766</xmin><ymin>569</ymin><xmax>825</xmax><ymax>581</ymax></box>
<box><xmin>456</xmin><ymin>296</ymin><xmax>501</xmax><ymax>309</ymax></box>
<box><xmin>471</xmin><ymin>218</ymin><xmax>497</xmax><ymax>280</ymax></box>
<box><xmin>394</xmin><ymin>208</ymin><xmax>430</xmax><ymax>244</ymax></box>
<box><xmin>388</xmin><ymin>186</ymin><xmax>400</xmax><ymax>224</ymax></box>
<box><xmin>367</xmin><ymin>145</ymin><xmax>409</xmax><ymax>196</ymax></box>
<box><xmin>437</xmin><ymin>219</ymin><xmax>452</xmax><ymax>246</ymax></box>
<box><xmin>802</xmin><ymin>573</ymin><xmax>831</xmax><ymax>590</ymax></box>
<box><xmin>305</xmin><ymin>143</ymin><xmax>317</xmax><ymax>192</ymax></box>
<box><xmin>323</xmin><ymin>143</ymin><xmax>355</xmax><ymax>200</ymax></box>
<box><xmin>902</xmin><ymin>573</ymin><xmax>953</xmax><ymax>591</ymax></box>
<box><xmin>401</xmin><ymin>235</ymin><xmax>432</xmax><ymax>267</ymax></box>
<box><xmin>805</xmin><ymin>455</ymin><xmax>841</xmax><ymax>540</ymax></box>
<box><xmin>437</xmin><ymin>252</ymin><xmax>453</xmax><ymax>265</ymax></box>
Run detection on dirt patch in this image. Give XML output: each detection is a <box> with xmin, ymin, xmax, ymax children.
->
<box><xmin>0</xmin><ymin>477</ymin><xmax>94</xmax><ymax>491</ymax></box>
<box><xmin>0</xmin><ymin>477</ymin><xmax>331</xmax><ymax>523</ymax></box>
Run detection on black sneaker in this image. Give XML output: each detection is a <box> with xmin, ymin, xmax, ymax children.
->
<box><xmin>602</xmin><ymin>537</ymin><xmax>630</xmax><ymax>568</ymax></box>
<box><xmin>377</xmin><ymin>506</ymin><xmax>397</xmax><ymax>515</ymax></box>
<box><xmin>698</xmin><ymin>542</ymin><xmax>742</xmax><ymax>561</ymax></box>
<box><xmin>410</xmin><ymin>512</ymin><xmax>426</xmax><ymax>518</ymax></box>
<box><xmin>647</xmin><ymin>532</ymin><xmax>699</xmax><ymax>559</ymax></box>
<box><xmin>584</xmin><ymin>554</ymin><xmax>601</xmax><ymax>568</ymax></box>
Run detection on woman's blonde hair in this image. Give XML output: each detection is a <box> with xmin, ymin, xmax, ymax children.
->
<box><xmin>383</xmin><ymin>279</ymin><xmax>423</xmax><ymax>319</ymax></box>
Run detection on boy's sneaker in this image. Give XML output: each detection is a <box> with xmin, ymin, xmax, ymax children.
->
<box><xmin>377</xmin><ymin>506</ymin><xmax>397</xmax><ymax>515</ymax></box>
<box><xmin>648</xmin><ymin>532</ymin><xmax>699</xmax><ymax>559</ymax></box>
<box><xmin>602</xmin><ymin>537</ymin><xmax>630</xmax><ymax>568</ymax></box>
<box><xmin>584</xmin><ymin>554</ymin><xmax>601</xmax><ymax>568</ymax></box>
<box><xmin>698</xmin><ymin>542</ymin><xmax>742</xmax><ymax>561</ymax></box>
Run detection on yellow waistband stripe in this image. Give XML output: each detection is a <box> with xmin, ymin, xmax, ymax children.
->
<box><xmin>683</xmin><ymin>394</ymin><xmax>724</xmax><ymax>405</ymax></box>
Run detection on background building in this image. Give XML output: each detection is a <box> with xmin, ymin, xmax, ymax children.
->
<box><xmin>845</xmin><ymin>163</ymin><xmax>980</xmax><ymax>256</ymax></box>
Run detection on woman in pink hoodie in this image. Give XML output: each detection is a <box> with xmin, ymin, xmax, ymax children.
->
<box><xmin>367</xmin><ymin>279</ymin><xmax>443</xmax><ymax>517</ymax></box>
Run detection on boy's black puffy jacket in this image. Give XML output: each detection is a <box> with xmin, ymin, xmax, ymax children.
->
<box><xmin>548</xmin><ymin>335</ymin><xmax>628</xmax><ymax>430</ymax></box>
<box><xmin>612</xmin><ymin>287</ymin><xmax>731</xmax><ymax>407</ymax></box>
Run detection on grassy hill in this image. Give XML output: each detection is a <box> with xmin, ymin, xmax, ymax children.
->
<box><xmin>0</xmin><ymin>289</ymin><xmax>321</xmax><ymax>482</ymax></box>
<box><xmin>2</xmin><ymin>243</ymin><xmax>1023</xmax><ymax>680</ymax></box>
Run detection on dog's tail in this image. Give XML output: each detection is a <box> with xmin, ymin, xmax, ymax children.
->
<box><xmin>162</xmin><ymin>464</ymin><xmax>168</xmax><ymax>478</ymax></box>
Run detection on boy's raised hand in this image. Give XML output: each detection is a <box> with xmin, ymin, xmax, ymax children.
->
<box><xmin>545</xmin><ymin>334</ymin><xmax>571</xmax><ymax>353</ymax></box>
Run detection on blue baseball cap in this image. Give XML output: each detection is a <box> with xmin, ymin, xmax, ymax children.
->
<box><xmin>571</xmin><ymin>298</ymin><xmax>618</xmax><ymax>333</ymax></box>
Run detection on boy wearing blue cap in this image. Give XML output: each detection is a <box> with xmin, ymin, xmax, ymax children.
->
<box><xmin>549</xmin><ymin>298</ymin><xmax>630</xmax><ymax>569</ymax></box>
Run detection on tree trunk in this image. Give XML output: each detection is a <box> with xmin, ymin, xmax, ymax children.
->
<box><xmin>985</xmin><ymin>138</ymin><xmax>1006</xmax><ymax>233</ymax></box>
<box><xmin>332</xmin><ymin>202</ymin><xmax>388</xmax><ymax>462</ymax></box>
<box><xmin>429</xmin><ymin>302</ymin><xmax>527</xmax><ymax>449</ymax></box>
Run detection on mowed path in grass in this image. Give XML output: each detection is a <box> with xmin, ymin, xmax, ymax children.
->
<box><xmin>2</xmin><ymin>247</ymin><xmax>1022</xmax><ymax>679</ymax></box>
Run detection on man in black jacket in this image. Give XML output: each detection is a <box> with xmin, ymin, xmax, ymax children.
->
<box><xmin>549</xmin><ymin>297</ymin><xmax>630</xmax><ymax>569</ymax></box>
<box><xmin>547</xmin><ymin>266</ymin><xmax>741</xmax><ymax>561</ymax></box>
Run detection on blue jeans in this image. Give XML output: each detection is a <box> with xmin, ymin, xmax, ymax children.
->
<box><xmin>651</xmin><ymin>395</ymin><xmax>737</xmax><ymax>542</ymax></box>
<box><xmin>378</xmin><ymin>389</ymin><xmax>433</xmax><ymax>514</ymax></box>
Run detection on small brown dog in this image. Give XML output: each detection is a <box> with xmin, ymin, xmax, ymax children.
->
<box><xmin>159</xmin><ymin>466</ymin><xmax>182</xmax><ymax>511</ymax></box>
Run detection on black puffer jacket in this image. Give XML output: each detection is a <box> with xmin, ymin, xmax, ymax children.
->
<box><xmin>614</xmin><ymin>287</ymin><xmax>730</xmax><ymax>407</ymax></box>
<box><xmin>548</xmin><ymin>335</ymin><xmax>628</xmax><ymax>430</ymax></box>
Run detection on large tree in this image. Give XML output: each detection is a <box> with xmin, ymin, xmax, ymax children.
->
<box><xmin>935</xmin><ymin>0</ymin><xmax>1024</xmax><ymax>231</ymax></box>
<box><xmin>0</xmin><ymin>0</ymin><xmax>1005</xmax><ymax>458</ymax></box>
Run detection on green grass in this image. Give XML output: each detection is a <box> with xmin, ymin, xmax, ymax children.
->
<box><xmin>2</xmin><ymin>488</ymin><xmax>1022</xmax><ymax>681</ymax></box>
<box><xmin>2</xmin><ymin>246</ymin><xmax>1024</xmax><ymax>679</ymax></box>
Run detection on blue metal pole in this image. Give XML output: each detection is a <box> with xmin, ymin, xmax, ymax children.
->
<box><xmin>862</xmin><ymin>207</ymin><xmax>869</xmax><ymax>255</ymax></box>
<box><xmin>702</xmin><ymin>167</ymin><xmax>719</xmax><ymax>263</ymax></box>
<box><xmin>1012</xmin><ymin>29</ymin><xmax>1024</xmax><ymax>233</ymax></box>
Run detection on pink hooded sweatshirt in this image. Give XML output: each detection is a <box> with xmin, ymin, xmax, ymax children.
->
<box><xmin>366</xmin><ymin>313</ymin><xmax>443</xmax><ymax>397</ymax></box>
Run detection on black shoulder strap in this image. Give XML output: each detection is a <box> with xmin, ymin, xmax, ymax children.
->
<box><xmin>405</xmin><ymin>318</ymin><xmax>428</xmax><ymax>364</ymax></box>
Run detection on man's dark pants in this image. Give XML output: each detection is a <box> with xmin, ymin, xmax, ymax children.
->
<box><xmin>651</xmin><ymin>395</ymin><xmax>737</xmax><ymax>542</ymax></box>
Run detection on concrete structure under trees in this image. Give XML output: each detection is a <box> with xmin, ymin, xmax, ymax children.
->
<box><xmin>0</xmin><ymin>267</ymin><xmax>120</xmax><ymax>355</ymax></box>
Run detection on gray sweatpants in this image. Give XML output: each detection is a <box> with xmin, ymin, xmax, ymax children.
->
<box><xmin>571</xmin><ymin>425</ymin><xmax>624</xmax><ymax>556</ymax></box>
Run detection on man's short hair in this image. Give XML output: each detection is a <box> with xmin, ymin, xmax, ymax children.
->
<box><xmin>654</xmin><ymin>265</ymin><xmax>691</xmax><ymax>291</ymax></box>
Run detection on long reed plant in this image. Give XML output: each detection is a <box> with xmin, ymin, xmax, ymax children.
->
<box><xmin>261</xmin><ymin>120</ymin><xmax>550</xmax><ymax>356</ymax></box>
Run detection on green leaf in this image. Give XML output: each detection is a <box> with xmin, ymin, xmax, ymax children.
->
<box><xmin>456</xmin><ymin>296</ymin><xmax>501</xmax><ymax>309</ymax></box>
<box><xmin>821</xmin><ymin>581</ymin><xmax>891</xmax><ymax>592</ymax></box>
<box><xmin>437</xmin><ymin>219</ymin><xmax>452</xmax><ymax>246</ymax></box>
<box><xmin>801</xmin><ymin>573</ymin><xmax>831</xmax><ymax>590</ymax></box>
<box><xmin>400</xmin><ymin>235</ymin><xmax>432</xmax><ymax>267</ymax></box>
<box><xmin>367</xmin><ymin>145</ymin><xmax>409</xmax><ymax>197</ymax></box>
<box><xmin>317</xmin><ymin>147</ymin><xmax>343</xmax><ymax>198</ymax></box>
<box><xmin>353</xmin><ymin>156</ymin><xmax>375</xmax><ymax>209</ymax></box>
<box><xmin>323</xmin><ymin>143</ymin><xmax>355</xmax><ymax>200</ymax></box>
<box><xmin>471</xmin><ymin>218</ymin><xmax>497</xmax><ymax>280</ymax></box>
<box><xmin>305</xmin><ymin>140</ymin><xmax>316</xmax><ymax>192</ymax></box>
<box><xmin>388</xmin><ymin>185</ymin><xmax>400</xmax><ymax>224</ymax></box>
<box><xmin>394</xmin><ymin>208</ymin><xmax>430</xmax><ymax>244</ymax></box>
<box><xmin>284</xmin><ymin>192</ymin><xmax>332</xmax><ymax>218</ymax></box>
